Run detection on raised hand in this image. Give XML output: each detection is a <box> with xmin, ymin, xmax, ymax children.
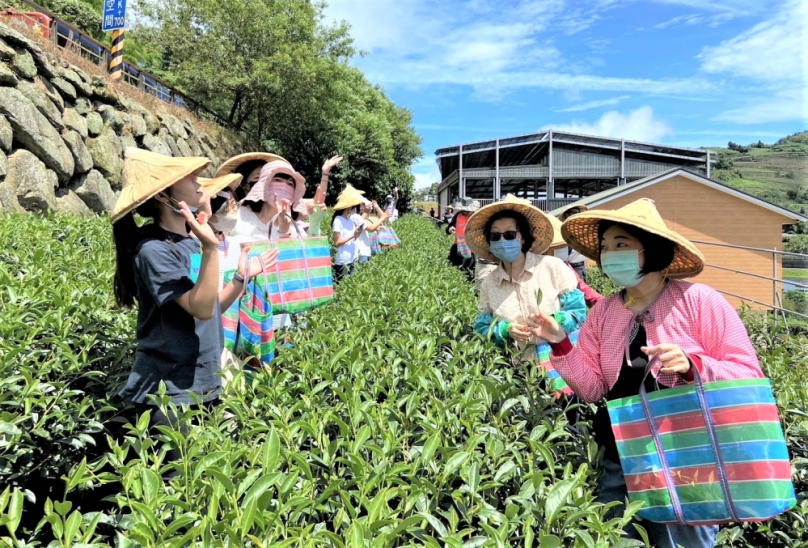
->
<box><xmin>526</xmin><ymin>312</ymin><xmax>567</xmax><ymax>344</ymax></box>
<box><xmin>179</xmin><ymin>202</ymin><xmax>218</xmax><ymax>251</ymax></box>
<box><xmin>322</xmin><ymin>155</ymin><xmax>344</xmax><ymax>174</ymax></box>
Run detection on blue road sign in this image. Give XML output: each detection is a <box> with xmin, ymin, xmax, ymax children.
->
<box><xmin>102</xmin><ymin>0</ymin><xmax>126</xmax><ymax>32</ymax></box>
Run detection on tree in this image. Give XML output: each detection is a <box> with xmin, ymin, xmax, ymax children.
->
<box><xmin>785</xmin><ymin>234</ymin><xmax>808</xmax><ymax>255</ymax></box>
<box><xmin>131</xmin><ymin>0</ymin><xmax>422</xmax><ymax>204</ymax></box>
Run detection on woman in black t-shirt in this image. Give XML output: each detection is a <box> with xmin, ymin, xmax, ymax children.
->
<box><xmin>110</xmin><ymin>148</ymin><xmax>278</xmax><ymax>478</ymax></box>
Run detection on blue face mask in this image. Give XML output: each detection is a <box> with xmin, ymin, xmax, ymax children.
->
<box><xmin>601</xmin><ymin>249</ymin><xmax>645</xmax><ymax>288</ymax></box>
<box><xmin>490</xmin><ymin>239</ymin><xmax>523</xmax><ymax>263</ymax></box>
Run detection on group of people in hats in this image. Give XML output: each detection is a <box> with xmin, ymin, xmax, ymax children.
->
<box><xmin>459</xmin><ymin>194</ymin><xmax>764</xmax><ymax>547</ymax></box>
<box><xmin>109</xmin><ymin>147</ymin><xmax>401</xmax><ymax>477</ymax></box>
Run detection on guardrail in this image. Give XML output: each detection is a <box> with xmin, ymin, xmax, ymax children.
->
<box><xmin>0</xmin><ymin>0</ymin><xmax>232</xmax><ymax>128</ymax></box>
<box><xmin>691</xmin><ymin>239</ymin><xmax>808</xmax><ymax>327</ymax></box>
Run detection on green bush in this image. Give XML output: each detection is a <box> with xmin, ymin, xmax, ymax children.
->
<box><xmin>584</xmin><ymin>266</ymin><xmax>618</xmax><ymax>298</ymax></box>
<box><xmin>0</xmin><ymin>214</ymin><xmax>806</xmax><ymax>546</ymax></box>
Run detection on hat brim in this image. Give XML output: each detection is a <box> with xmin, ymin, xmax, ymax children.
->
<box><xmin>215</xmin><ymin>152</ymin><xmax>287</xmax><ymax>177</ymax></box>
<box><xmin>334</xmin><ymin>195</ymin><xmax>365</xmax><ymax>211</ymax></box>
<box><xmin>465</xmin><ymin>201</ymin><xmax>554</xmax><ymax>262</ymax></box>
<box><xmin>558</xmin><ymin>202</ymin><xmax>589</xmax><ymax>218</ymax></box>
<box><xmin>561</xmin><ymin>210</ymin><xmax>705</xmax><ymax>279</ymax></box>
<box><xmin>199</xmin><ymin>173</ymin><xmax>242</xmax><ymax>194</ymax></box>
<box><xmin>111</xmin><ymin>153</ymin><xmax>210</xmax><ymax>224</ymax></box>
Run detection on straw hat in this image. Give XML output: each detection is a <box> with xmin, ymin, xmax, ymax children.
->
<box><xmin>561</xmin><ymin>198</ymin><xmax>704</xmax><ymax>278</ymax></box>
<box><xmin>558</xmin><ymin>202</ymin><xmax>589</xmax><ymax>219</ymax></box>
<box><xmin>241</xmin><ymin>160</ymin><xmax>307</xmax><ymax>207</ymax></box>
<box><xmin>215</xmin><ymin>152</ymin><xmax>287</xmax><ymax>177</ymax></box>
<box><xmin>547</xmin><ymin>214</ymin><xmax>566</xmax><ymax>249</ymax></box>
<box><xmin>333</xmin><ymin>185</ymin><xmax>366</xmax><ymax>211</ymax></box>
<box><xmin>110</xmin><ymin>148</ymin><xmax>210</xmax><ymax>224</ymax></box>
<box><xmin>465</xmin><ymin>194</ymin><xmax>555</xmax><ymax>262</ymax></box>
<box><xmin>199</xmin><ymin>173</ymin><xmax>242</xmax><ymax>195</ymax></box>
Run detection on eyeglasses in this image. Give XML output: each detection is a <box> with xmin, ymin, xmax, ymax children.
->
<box><xmin>489</xmin><ymin>230</ymin><xmax>520</xmax><ymax>242</ymax></box>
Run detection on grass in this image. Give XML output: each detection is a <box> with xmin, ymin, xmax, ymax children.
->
<box><xmin>784</xmin><ymin>268</ymin><xmax>808</xmax><ymax>279</ymax></box>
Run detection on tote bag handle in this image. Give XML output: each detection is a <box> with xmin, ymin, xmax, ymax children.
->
<box><xmin>266</xmin><ymin>211</ymin><xmax>317</xmax><ymax>311</ymax></box>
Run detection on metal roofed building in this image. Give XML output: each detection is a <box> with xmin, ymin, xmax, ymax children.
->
<box><xmin>435</xmin><ymin>129</ymin><xmax>715</xmax><ymax>212</ymax></box>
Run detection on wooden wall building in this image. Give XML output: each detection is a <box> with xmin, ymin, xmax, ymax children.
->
<box><xmin>551</xmin><ymin>169</ymin><xmax>806</xmax><ymax>310</ymax></box>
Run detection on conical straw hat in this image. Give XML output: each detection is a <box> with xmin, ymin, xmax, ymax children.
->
<box><xmin>215</xmin><ymin>152</ymin><xmax>287</xmax><ymax>177</ymax></box>
<box><xmin>465</xmin><ymin>194</ymin><xmax>554</xmax><ymax>262</ymax></box>
<box><xmin>110</xmin><ymin>148</ymin><xmax>210</xmax><ymax>224</ymax></box>
<box><xmin>199</xmin><ymin>173</ymin><xmax>242</xmax><ymax>194</ymax></box>
<box><xmin>547</xmin><ymin>214</ymin><xmax>566</xmax><ymax>249</ymax></box>
<box><xmin>561</xmin><ymin>198</ymin><xmax>704</xmax><ymax>278</ymax></box>
<box><xmin>558</xmin><ymin>202</ymin><xmax>589</xmax><ymax>219</ymax></box>
<box><xmin>333</xmin><ymin>185</ymin><xmax>366</xmax><ymax>211</ymax></box>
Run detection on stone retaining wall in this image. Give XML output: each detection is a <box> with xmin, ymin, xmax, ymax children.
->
<box><xmin>0</xmin><ymin>21</ymin><xmax>244</xmax><ymax>216</ymax></box>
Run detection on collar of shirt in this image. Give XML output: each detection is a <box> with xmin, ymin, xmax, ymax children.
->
<box><xmin>494</xmin><ymin>252</ymin><xmax>542</xmax><ymax>287</ymax></box>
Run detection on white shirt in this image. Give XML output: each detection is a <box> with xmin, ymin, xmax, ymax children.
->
<box><xmin>332</xmin><ymin>215</ymin><xmax>357</xmax><ymax>265</ymax></box>
<box><xmin>351</xmin><ymin>213</ymin><xmax>371</xmax><ymax>257</ymax></box>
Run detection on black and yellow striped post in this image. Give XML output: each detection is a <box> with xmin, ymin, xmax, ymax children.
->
<box><xmin>109</xmin><ymin>29</ymin><xmax>124</xmax><ymax>80</ymax></box>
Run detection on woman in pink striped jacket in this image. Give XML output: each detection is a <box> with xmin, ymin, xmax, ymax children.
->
<box><xmin>528</xmin><ymin>198</ymin><xmax>764</xmax><ymax>548</ymax></box>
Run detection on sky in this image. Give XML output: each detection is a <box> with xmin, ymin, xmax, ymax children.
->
<box><xmin>323</xmin><ymin>0</ymin><xmax>808</xmax><ymax>190</ymax></box>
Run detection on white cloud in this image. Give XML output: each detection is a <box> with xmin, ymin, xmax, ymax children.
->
<box><xmin>698</xmin><ymin>0</ymin><xmax>806</xmax><ymax>83</ymax></box>
<box><xmin>546</xmin><ymin>106</ymin><xmax>673</xmax><ymax>142</ymax></box>
<box><xmin>713</xmin><ymin>90</ymin><xmax>808</xmax><ymax>124</ymax></box>
<box><xmin>412</xmin><ymin>155</ymin><xmax>442</xmax><ymax>189</ymax></box>
<box><xmin>556</xmin><ymin>95</ymin><xmax>630</xmax><ymax>112</ymax></box>
<box><xmin>325</xmin><ymin>0</ymin><xmax>713</xmax><ymax>98</ymax></box>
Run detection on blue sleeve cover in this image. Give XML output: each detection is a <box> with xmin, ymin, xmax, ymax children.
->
<box><xmin>474</xmin><ymin>312</ymin><xmax>511</xmax><ymax>347</ymax></box>
<box><xmin>553</xmin><ymin>289</ymin><xmax>587</xmax><ymax>335</ymax></box>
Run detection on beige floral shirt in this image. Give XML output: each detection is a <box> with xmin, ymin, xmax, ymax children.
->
<box><xmin>478</xmin><ymin>252</ymin><xmax>578</xmax><ymax>328</ymax></box>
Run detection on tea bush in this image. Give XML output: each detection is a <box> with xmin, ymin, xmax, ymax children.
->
<box><xmin>0</xmin><ymin>213</ymin><xmax>805</xmax><ymax>546</ymax></box>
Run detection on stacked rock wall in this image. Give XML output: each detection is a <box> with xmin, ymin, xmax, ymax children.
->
<box><xmin>0</xmin><ymin>21</ymin><xmax>244</xmax><ymax>216</ymax></box>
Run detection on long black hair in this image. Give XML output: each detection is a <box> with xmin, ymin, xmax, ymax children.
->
<box><xmin>112</xmin><ymin>196</ymin><xmax>168</xmax><ymax>308</ymax></box>
<box><xmin>233</xmin><ymin>160</ymin><xmax>267</xmax><ymax>201</ymax></box>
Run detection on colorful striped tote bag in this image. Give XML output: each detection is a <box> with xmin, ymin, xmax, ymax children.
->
<box><xmin>374</xmin><ymin>225</ymin><xmax>401</xmax><ymax>247</ymax></box>
<box><xmin>607</xmin><ymin>365</ymin><xmax>796</xmax><ymax>525</ymax></box>
<box><xmin>536</xmin><ymin>331</ymin><xmax>578</xmax><ymax>396</ymax></box>
<box><xmin>456</xmin><ymin>235</ymin><xmax>473</xmax><ymax>259</ymax></box>
<box><xmin>222</xmin><ymin>258</ymin><xmax>275</xmax><ymax>367</ymax></box>
<box><xmin>240</xmin><ymin>223</ymin><xmax>334</xmax><ymax>315</ymax></box>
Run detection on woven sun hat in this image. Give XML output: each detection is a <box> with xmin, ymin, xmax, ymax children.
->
<box><xmin>215</xmin><ymin>152</ymin><xmax>287</xmax><ymax>177</ymax></box>
<box><xmin>199</xmin><ymin>173</ymin><xmax>242</xmax><ymax>195</ymax></box>
<box><xmin>453</xmin><ymin>197</ymin><xmax>481</xmax><ymax>213</ymax></box>
<box><xmin>241</xmin><ymin>160</ymin><xmax>306</xmax><ymax>206</ymax></box>
<box><xmin>561</xmin><ymin>198</ymin><xmax>704</xmax><ymax>279</ymax></box>
<box><xmin>333</xmin><ymin>185</ymin><xmax>366</xmax><ymax>211</ymax></box>
<box><xmin>558</xmin><ymin>202</ymin><xmax>589</xmax><ymax>220</ymax></box>
<box><xmin>465</xmin><ymin>194</ymin><xmax>555</xmax><ymax>262</ymax></box>
<box><xmin>547</xmin><ymin>214</ymin><xmax>566</xmax><ymax>249</ymax></box>
<box><xmin>110</xmin><ymin>148</ymin><xmax>210</xmax><ymax>224</ymax></box>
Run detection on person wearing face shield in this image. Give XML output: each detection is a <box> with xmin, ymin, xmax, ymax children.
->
<box><xmin>526</xmin><ymin>198</ymin><xmax>764</xmax><ymax>548</ymax></box>
<box><xmin>468</xmin><ymin>195</ymin><xmax>587</xmax><ymax>370</ymax></box>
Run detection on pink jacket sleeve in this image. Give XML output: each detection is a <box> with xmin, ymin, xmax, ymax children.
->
<box><xmin>691</xmin><ymin>286</ymin><xmax>764</xmax><ymax>382</ymax></box>
<box><xmin>550</xmin><ymin>301</ymin><xmax>611</xmax><ymax>402</ymax></box>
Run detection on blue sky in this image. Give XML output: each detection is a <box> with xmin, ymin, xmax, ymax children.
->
<box><xmin>324</xmin><ymin>0</ymin><xmax>807</xmax><ymax>189</ymax></box>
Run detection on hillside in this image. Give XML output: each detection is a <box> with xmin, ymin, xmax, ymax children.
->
<box><xmin>708</xmin><ymin>131</ymin><xmax>808</xmax><ymax>215</ymax></box>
